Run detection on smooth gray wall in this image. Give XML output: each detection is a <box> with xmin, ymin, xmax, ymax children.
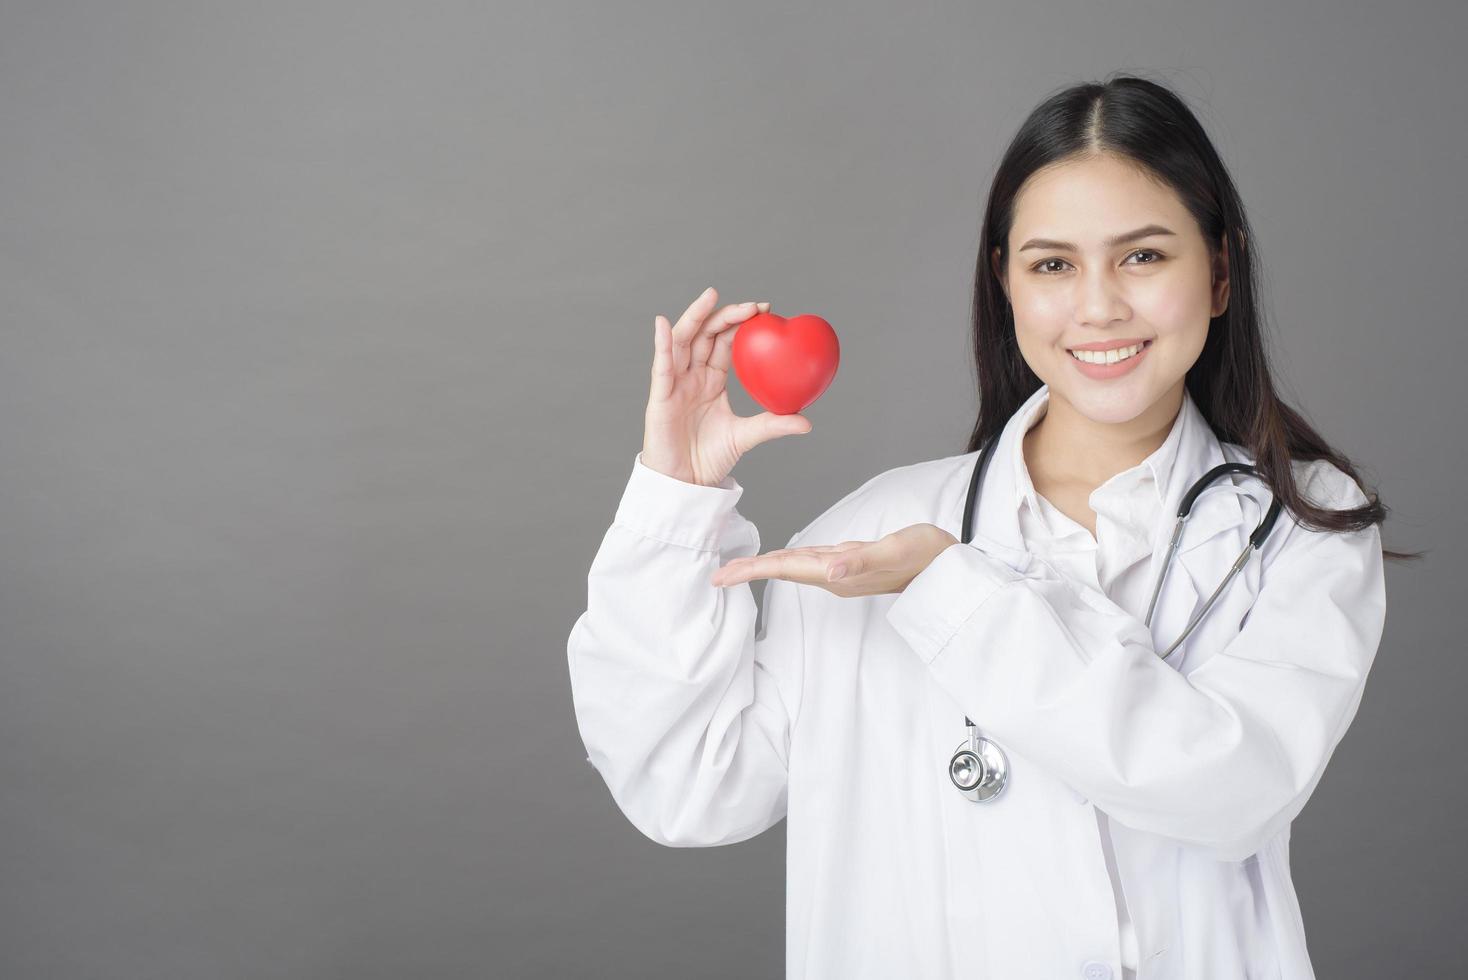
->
<box><xmin>1</xmin><ymin>1</ymin><xmax>1461</xmax><ymax>977</ymax></box>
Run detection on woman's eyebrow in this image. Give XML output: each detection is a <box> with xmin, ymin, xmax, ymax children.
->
<box><xmin>1018</xmin><ymin>224</ymin><xmax>1178</xmax><ymax>252</ymax></box>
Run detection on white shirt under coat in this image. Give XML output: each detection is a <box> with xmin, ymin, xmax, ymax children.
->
<box><xmin>567</xmin><ymin>382</ymin><xmax>1386</xmax><ymax>980</ymax></box>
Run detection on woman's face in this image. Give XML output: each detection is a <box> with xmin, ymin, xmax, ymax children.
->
<box><xmin>995</xmin><ymin>153</ymin><xmax>1230</xmax><ymax>425</ymax></box>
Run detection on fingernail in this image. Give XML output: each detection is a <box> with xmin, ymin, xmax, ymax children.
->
<box><xmin>829</xmin><ymin>565</ymin><xmax>847</xmax><ymax>580</ymax></box>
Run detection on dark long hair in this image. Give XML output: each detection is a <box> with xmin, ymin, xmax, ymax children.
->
<box><xmin>966</xmin><ymin>73</ymin><xmax>1420</xmax><ymax>563</ymax></box>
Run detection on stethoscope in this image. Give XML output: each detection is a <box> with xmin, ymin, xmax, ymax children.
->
<box><xmin>948</xmin><ymin>429</ymin><xmax>1284</xmax><ymax>802</ymax></box>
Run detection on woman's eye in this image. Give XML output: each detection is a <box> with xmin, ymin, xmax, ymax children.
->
<box><xmin>1030</xmin><ymin>250</ymin><xmax>1164</xmax><ymax>275</ymax></box>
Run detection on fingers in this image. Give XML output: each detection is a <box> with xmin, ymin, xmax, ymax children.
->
<box><xmin>764</xmin><ymin>543</ymin><xmax>862</xmax><ymax>554</ymax></box>
<box><xmin>714</xmin><ymin>551</ymin><xmax>789</xmax><ymax>583</ymax></box>
<box><xmin>651</xmin><ymin>291</ymin><xmax>771</xmax><ymax>407</ymax></box>
<box><xmin>649</xmin><ymin>314</ymin><xmax>674</xmax><ymax>402</ymax></box>
<box><xmin>731</xmin><ymin>411</ymin><xmax>812</xmax><ymax>457</ymax></box>
<box><xmin>713</xmin><ymin>545</ymin><xmax>856</xmax><ymax>587</ymax></box>
<box><xmin>689</xmin><ymin>301</ymin><xmax>752</xmax><ymax>370</ymax></box>
<box><xmin>714</xmin><ymin>550</ymin><xmax>824</xmax><ymax>588</ymax></box>
<box><xmin>669</xmin><ymin>286</ymin><xmax>722</xmax><ymax>374</ymax></box>
<box><xmin>709</xmin><ymin>301</ymin><xmax>770</xmax><ymax>373</ymax></box>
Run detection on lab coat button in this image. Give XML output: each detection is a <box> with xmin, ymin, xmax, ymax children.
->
<box><xmin>1080</xmin><ymin>961</ymin><xmax>1112</xmax><ymax>980</ymax></box>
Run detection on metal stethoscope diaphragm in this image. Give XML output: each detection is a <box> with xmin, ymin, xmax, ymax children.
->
<box><xmin>948</xmin><ymin>431</ymin><xmax>1282</xmax><ymax>803</ymax></box>
<box><xmin>950</xmin><ymin>719</ymin><xmax>1010</xmax><ymax>802</ymax></box>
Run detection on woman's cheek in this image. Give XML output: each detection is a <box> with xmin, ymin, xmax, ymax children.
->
<box><xmin>1140</xmin><ymin>269</ymin><xmax>1215</xmax><ymax>329</ymax></box>
<box><xmin>1027</xmin><ymin>288</ymin><xmax>1072</xmax><ymax>322</ymax></box>
<box><xmin>1011</xmin><ymin>295</ymin><xmax>1070</xmax><ymax>346</ymax></box>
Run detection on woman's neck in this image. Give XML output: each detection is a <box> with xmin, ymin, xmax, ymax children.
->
<box><xmin>1023</xmin><ymin>382</ymin><xmax>1186</xmax><ymax>493</ymax></box>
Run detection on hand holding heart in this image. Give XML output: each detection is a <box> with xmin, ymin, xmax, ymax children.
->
<box><xmin>642</xmin><ymin>286</ymin><xmax>819</xmax><ymax>488</ymax></box>
<box><xmin>639</xmin><ymin>286</ymin><xmax>927</xmax><ymax>598</ymax></box>
<box><xmin>712</xmin><ymin>523</ymin><xmax>960</xmax><ymax>597</ymax></box>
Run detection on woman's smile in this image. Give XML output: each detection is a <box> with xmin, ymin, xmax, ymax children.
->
<box><xmin>1066</xmin><ymin>338</ymin><xmax>1153</xmax><ymax>379</ymax></box>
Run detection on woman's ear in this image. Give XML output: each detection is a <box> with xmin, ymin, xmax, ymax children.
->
<box><xmin>992</xmin><ymin>246</ymin><xmax>1009</xmax><ymax>302</ymax></box>
<box><xmin>1210</xmin><ymin>233</ymin><xmax>1231</xmax><ymax>317</ymax></box>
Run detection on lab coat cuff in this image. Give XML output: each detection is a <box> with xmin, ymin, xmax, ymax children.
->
<box><xmin>612</xmin><ymin>452</ymin><xmax>747</xmax><ymax>552</ymax></box>
<box><xmin>886</xmin><ymin>542</ymin><xmax>1027</xmax><ymax>665</ymax></box>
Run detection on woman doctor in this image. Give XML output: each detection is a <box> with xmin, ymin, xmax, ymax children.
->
<box><xmin>567</xmin><ymin>75</ymin><xmax>1409</xmax><ymax>980</ymax></box>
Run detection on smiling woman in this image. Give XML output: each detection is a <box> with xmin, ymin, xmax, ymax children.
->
<box><xmin>568</xmin><ymin>72</ymin><xmax>1412</xmax><ymax>980</ymax></box>
<box><xmin>969</xmin><ymin>89</ymin><xmax>1413</xmax><ymax>555</ymax></box>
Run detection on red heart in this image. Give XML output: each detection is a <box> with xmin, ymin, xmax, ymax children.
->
<box><xmin>731</xmin><ymin>312</ymin><xmax>840</xmax><ymax>415</ymax></box>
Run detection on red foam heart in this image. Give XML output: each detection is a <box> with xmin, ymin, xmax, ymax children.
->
<box><xmin>731</xmin><ymin>312</ymin><xmax>840</xmax><ymax>415</ymax></box>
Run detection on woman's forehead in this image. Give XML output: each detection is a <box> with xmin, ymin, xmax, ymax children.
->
<box><xmin>1012</xmin><ymin>156</ymin><xmax>1188</xmax><ymax>239</ymax></box>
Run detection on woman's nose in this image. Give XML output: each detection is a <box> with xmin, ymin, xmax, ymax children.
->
<box><xmin>1074</xmin><ymin>266</ymin><xmax>1131</xmax><ymax>326</ymax></box>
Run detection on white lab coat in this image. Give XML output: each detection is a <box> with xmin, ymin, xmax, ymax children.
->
<box><xmin>567</xmin><ymin>383</ymin><xmax>1386</xmax><ymax>980</ymax></box>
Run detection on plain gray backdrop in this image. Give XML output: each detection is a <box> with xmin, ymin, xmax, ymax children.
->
<box><xmin>1</xmin><ymin>1</ymin><xmax>1461</xmax><ymax>977</ymax></box>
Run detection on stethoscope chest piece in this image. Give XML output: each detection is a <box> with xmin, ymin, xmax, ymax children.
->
<box><xmin>949</xmin><ymin>726</ymin><xmax>1009</xmax><ymax>802</ymax></box>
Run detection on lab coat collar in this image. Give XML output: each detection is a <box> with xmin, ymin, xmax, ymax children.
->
<box><xmin>952</xmin><ymin>382</ymin><xmax>1246</xmax><ymax>569</ymax></box>
<box><xmin>1009</xmin><ymin>383</ymin><xmax>1190</xmax><ymax>543</ymax></box>
<box><xmin>946</xmin><ymin>382</ymin><xmax>1253</xmax><ymax>668</ymax></box>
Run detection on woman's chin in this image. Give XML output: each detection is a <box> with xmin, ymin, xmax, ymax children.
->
<box><xmin>1052</xmin><ymin>372</ymin><xmax>1166</xmax><ymax>424</ymax></box>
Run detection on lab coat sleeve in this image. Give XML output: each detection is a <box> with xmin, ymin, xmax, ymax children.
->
<box><xmin>566</xmin><ymin>451</ymin><xmax>806</xmax><ymax>848</ymax></box>
<box><xmin>885</xmin><ymin>467</ymin><xmax>1386</xmax><ymax>862</ymax></box>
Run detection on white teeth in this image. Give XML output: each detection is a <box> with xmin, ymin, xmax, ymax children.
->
<box><xmin>1070</xmin><ymin>342</ymin><xmax>1145</xmax><ymax>364</ymax></box>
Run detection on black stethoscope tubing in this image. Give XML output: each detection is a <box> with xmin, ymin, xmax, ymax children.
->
<box><xmin>949</xmin><ymin>424</ymin><xmax>1284</xmax><ymax>801</ymax></box>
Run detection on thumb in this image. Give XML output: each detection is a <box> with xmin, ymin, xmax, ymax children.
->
<box><xmin>734</xmin><ymin>412</ymin><xmax>813</xmax><ymax>454</ymax></box>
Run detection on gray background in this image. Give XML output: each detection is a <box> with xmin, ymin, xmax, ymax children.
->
<box><xmin>0</xmin><ymin>1</ymin><xmax>1461</xmax><ymax>977</ymax></box>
